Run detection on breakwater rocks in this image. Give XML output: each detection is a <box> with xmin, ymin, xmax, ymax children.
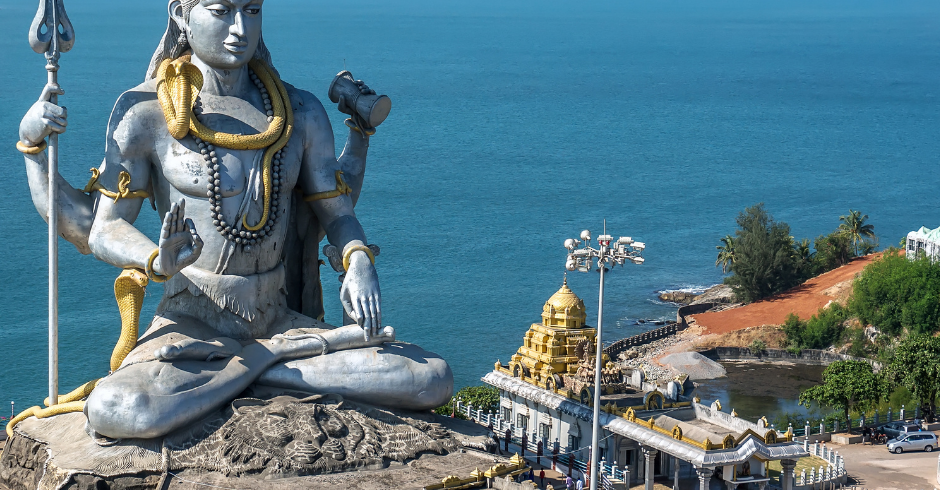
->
<box><xmin>617</xmin><ymin>335</ymin><xmax>687</xmax><ymax>383</ymax></box>
<box><xmin>658</xmin><ymin>284</ymin><xmax>734</xmax><ymax>305</ymax></box>
<box><xmin>605</xmin><ymin>322</ymin><xmax>685</xmax><ymax>359</ymax></box>
<box><xmin>657</xmin><ymin>290</ymin><xmax>699</xmax><ymax>304</ymax></box>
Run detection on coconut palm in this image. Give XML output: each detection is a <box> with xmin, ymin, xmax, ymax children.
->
<box><xmin>715</xmin><ymin>235</ymin><xmax>736</xmax><ymax>274</ymax></box>
<box><xmin>839</xmin><ymin>210</ymin><xmax>876</xmax><ymax>256</ymax></box>
<box><xmin>793</xmin><ymin>237</ymin><xmax>814</xmax><ymax>280</ymax></box>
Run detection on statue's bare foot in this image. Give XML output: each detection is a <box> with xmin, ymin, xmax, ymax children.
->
<box><xmin>154</xmin><ymin>338</ymin><xmax>242</xmax><ymax>362</ymax></box>
<box><xmin>269</xmin><ymin>325</ymin><xmax>395</xmax><ymax>361</ymax></box>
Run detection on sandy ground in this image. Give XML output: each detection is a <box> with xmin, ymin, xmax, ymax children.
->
<box><xmin>689</xmin><ymin>253</ymin><xmax>887</xmax><ymax>335</ymax></box>
<box><xmin>658</xmin><ymin>352</ymin><xmax>726</xmax><ymax>379</ymax></box>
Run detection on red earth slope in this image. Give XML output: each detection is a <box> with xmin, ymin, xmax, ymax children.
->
<box><xmin>690</xmin><ymin>252</ymin><xmax>892</xmax><ymax>335</ymax></box>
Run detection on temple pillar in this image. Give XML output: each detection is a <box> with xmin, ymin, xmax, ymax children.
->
<box><xmin>695</xmin><ymin>467</ymin><xmax>713</xmax><ymax>490</ymax></box>
<box><xmin>780</xmin><ymin>459</ymin><xmax>797</xmax><ymax>490</ymax></box>
<box><xmin>641</xmin><ymin>445</ymin><xmax>658</xmax><ymax>490</ymax></box>
<box><xmin>673</xmin><ymin>457</ymin><xmax>680</xmax><ymax>490</ymax></box>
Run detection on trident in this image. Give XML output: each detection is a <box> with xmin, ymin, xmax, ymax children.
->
<box><xmin>29</xmin><ymin>0</ymin><xmax>74</xmax><ymax>407</ymax></box>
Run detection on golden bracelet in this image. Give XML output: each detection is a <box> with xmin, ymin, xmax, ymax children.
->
<box><xmin>344</xmin><ymin>118</ymin><xmax>376</xmax><ymax>136</ymax></box>
<box><xmin>146</xmin><ymin>248</ymin><xmax>170</xmax><ymax>283</ymax></box>
<box><xmin>16</xmin><ymin>140</ymin><xmax>47</xmax><ymax>155</ymax></box>
<box><xmin>342</xmin><ymin>244</ymin><xmax>375</xmax><ymax>272</ymax></box>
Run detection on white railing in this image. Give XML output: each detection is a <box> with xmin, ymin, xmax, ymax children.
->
<box><xmin>798</xmin><ymin>440</ymin><xmax>846</xmax><ymax>487</ymax></box>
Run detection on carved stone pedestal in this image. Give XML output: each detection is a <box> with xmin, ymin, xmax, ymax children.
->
<box><xmin>0</xmin><ymin>390</ymin><xmax>496</xmax><ymax>490</ymax></box>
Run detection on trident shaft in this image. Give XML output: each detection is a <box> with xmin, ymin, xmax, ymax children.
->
<box><xmin>29</xmin><ymin>0</ymin><xmax>74</xmax><ymax>407</ymax></box>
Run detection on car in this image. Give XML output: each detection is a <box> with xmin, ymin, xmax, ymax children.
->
<box><xmin>881</xmin><ymin>422</ymin><xmax>920</xmax><ymax>439</ymax></box>
<box><xmin>887</xmin><ymin>432</ymin><xmax>938</xmax><ymax>454</ymax></box>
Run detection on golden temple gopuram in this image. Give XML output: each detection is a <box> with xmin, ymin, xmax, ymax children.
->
<box><xmin>495</xmin><ymin>278</ymin><xmax>623</xmax><ymax>403</ymax></box>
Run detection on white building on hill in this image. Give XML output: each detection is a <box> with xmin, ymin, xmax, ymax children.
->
<box><xmin>907</xmin><ymin>226</ymin><xmax>940</xmax><ymax>261</ymax></box>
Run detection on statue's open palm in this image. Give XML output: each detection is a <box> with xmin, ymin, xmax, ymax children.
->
<box><xmin>155</xmin><ymin>199</ymin><xmax>203</xmax><ymax>277</ymax></box>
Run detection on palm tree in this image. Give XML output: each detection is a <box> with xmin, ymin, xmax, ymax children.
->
<box><xmin>839</xmin><ymin>210</ymin><xmax>876</xmax><ymax>256</ymax></box>
<box><xmin>793</xmin><ymin>238</ymin><xmax>814</xmax><ymax>279</ymax></box>
<box><xmin>716</xmin><ymin>235</ymin><xmax>736</xmax><ymax>274</ymax></box>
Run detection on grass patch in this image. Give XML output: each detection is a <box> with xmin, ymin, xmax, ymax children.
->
<box><xmin>767</xmin><ymin>455</ymin><xmax>829</xmax><ymax>481</ymax></box>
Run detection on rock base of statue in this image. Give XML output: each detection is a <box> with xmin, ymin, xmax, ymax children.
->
<box><xmin>0</xmin><ymin>387</ymin><xmax>497</xmax><ymax>490</ymax></box>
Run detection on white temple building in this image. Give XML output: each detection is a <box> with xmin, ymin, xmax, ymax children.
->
<box><xmin>907</xmin><ymin>226</ymin><xmax>940</xmax><ymax>261</ymax></box>
<box><xmin>479</xmin><ymin>280</ymin><xmax>811</xmax><ymax>490</ymax></box>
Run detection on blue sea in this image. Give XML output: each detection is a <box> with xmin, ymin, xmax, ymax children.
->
<box><xmin>1</xmin><ymin>0</ymin><xmax>938</xmax><ymax>418</ymax></box>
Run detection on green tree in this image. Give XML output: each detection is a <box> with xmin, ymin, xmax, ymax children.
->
<box><xmin>792</xmin><ymin>238</ymin><xmax>815</xmax><ymax>282</ymax></box>
<box><xmin>886</xmin><ymin>335</ymin><xmax>940</xmax><ymax>422</ymax></box>
<box><xmin>799</xmin><ymin>360</ymin><xmax>887</xmax><ymax>423</ymax></box>
<box><xmin>839</xmin><ymin>210</ymin><xmax>876</xmax><ymax>257</ymax></box>
<box><xmin>724</xmin><ymin>204</ymin><xmax>799</xmax><ymax>303</ymax></box>
<box><xmin>715</xmin><ymin>235</ymin><xmax>736</xmax><ymax>274</ymax></box>
<box><xmin>813</xmin><ymin>231</ymin><xmax>853</xmax><ymax>274</ymax></box>
<box><xmin>848</xmin><ymin>250</ymin><xmax>940</xmax><ymax>335</ymax></box>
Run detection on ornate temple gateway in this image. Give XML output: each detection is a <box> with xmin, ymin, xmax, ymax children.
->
<box><xmin>484</xmin><ymin>281</ymin><xmax>810</xmax><ymax>490</ymax></box>
<box><xmin>495</xmin><ymin>278</ymin><xmax>626</xmax><ymax>404</ymax></box>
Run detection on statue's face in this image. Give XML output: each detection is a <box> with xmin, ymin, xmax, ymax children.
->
<box><xmin>176</xmin><ymin>0</ymin><xmax>263</xmax><ymax>69</ymax></box>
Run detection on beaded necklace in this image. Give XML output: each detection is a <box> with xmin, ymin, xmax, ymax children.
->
<box><xmin>156</xmin><ymin>56</ymin><xmax>294</xmax><ymax>250</ymax></box>
<box><xmin>191</xmin><ymin>69</ymin><xmax>285</xmax><ymax>249</ymax></box>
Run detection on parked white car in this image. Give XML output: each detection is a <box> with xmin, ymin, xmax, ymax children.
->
<box><xmin>887</xmin><ymin>432</ymin><xmax>937</xmax><ymax>454</ymax></box>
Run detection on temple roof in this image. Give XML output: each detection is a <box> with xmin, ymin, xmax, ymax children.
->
<box><xmin>542</xmin><ymin>277</ymin><xmax>587</xmax><ymax>328</ymax></box>
<box><xmin>912</xmin><ymin>226</ymin><xmax>940</xmax><ymax>242</ymax></box>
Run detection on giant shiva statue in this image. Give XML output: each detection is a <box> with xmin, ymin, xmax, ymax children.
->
<box><xmin>16</xmin><ymin>0</ymin><xmax>452</xmax><ymax>440</ymax></box>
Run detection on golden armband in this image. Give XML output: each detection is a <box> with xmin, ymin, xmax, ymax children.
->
<box><xmin>83</xmin><ymin>169</ymin><xmax>150</xmax><ymax>202</ymax></box>
<box><xmin>303</xmin><ymin>170</ymin><xmax>353</xmax><ymax>202</ymax></box>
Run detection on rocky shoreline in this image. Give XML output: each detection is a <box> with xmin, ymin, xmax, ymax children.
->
<box><xmin>657</xmin><ymin>284</ymin><xmax>735</xmax><ymax>305</ymax></box>
<box><xmin>614</xmin><ymin>329</ymin><xmax>726</xmax><ymax>384</ymax></box>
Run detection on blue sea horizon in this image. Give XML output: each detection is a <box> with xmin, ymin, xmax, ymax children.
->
<box><xmin>0</xmin><ymin>0</ymin><xmax>937</xmax><ymax>421</ymax></box>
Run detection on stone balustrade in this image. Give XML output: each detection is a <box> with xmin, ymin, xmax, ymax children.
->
<box><xmin>797</xmin><ymin>441</ymin><xmax>846</xmax><ymax>488</ymax></box>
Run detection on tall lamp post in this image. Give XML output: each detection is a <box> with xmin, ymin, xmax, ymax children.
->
<box><xmin>564</xmin><ymin>227</ymin><xmax>645</xmax><ymax>490</ymax></box>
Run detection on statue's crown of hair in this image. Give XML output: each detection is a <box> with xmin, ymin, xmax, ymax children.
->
<box><xmin>181</xmin><ymin>0</ymin><xmax>200</xmax><ymax>20</ymax></box>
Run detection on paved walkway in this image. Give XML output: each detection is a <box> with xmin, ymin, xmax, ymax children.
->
<box><xmin>832</xmin><ymin>440</ymin><xmax>938</xmax><ymax>490</ymax></box>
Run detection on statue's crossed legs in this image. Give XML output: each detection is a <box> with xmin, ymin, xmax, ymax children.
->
<box><xmin>85</xmin><ymin>308</ymin><xmax>453</xmax><ymax>440</ymax></box>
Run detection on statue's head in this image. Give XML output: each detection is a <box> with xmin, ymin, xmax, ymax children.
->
<box><xmin>147</xmin><ymin>0</ymin><xmax>272</xmax><ymax>80</ymax></box>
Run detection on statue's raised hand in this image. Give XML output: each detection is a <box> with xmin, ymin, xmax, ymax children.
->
<box><xmin>341</xmin><ymin>250</ymin><xmax>382</xmax><ymax>342</ymax></box>
<box><xmin>19</xmin><ymin>83</ymin><xmax>67</xmax><ymax>146</ymax></box>
<box><xmin>153</xmin><ymin>199</ymin><xmax>204</xmax><ymax>277</ymax></box>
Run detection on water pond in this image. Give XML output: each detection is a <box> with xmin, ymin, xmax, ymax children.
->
<box><xmin>690</xmin><ymin>361</ymin><xmax>829</xmax><ymax>425</ymax></box>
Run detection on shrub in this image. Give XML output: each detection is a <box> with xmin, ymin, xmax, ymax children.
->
<box><xmin>845</xmin><ymin>328</ymin><xmax>871</xmax><ymax>358</ymax></box>
<box><xmin>782</xmin><ymin>305</ymin><xmax>847</xmax><ymax>350</ymax></box>
<box><xmin>434</xmin><ymin>385</ymin><xmax>499</xmax><ymax>419</ymax></box>
<box><xmin>848</xmin><ymin>250</ymin><xmax>940</xmax><ymax>335</ymax></box>
<box><xmin>750</xmin><ymin>339</ymin><xmax>767</xmax><ymax>354</ymax></box>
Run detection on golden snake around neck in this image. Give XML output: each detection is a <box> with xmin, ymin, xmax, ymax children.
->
<box><xmin>155</xmin><ymin>55</ymin><xmax>295</xmax><ymax>232</ymax></box>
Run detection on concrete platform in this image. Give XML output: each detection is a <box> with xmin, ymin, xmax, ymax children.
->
<box><xmin>830</xmin><ymin>433</ymin><xmax>862</xmax><ymax>445</ymax></box>
<box><xmin>0</xmin><ymin>391</ymin><xmax>498</xmax><ymax>490</ymax></box>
